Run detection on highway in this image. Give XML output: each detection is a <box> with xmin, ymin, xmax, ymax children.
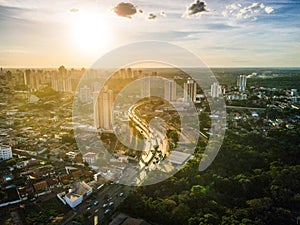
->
<box><xmin>128</xmin><ymin>104</ymin><xmax>168</xmax><ymax>170</ymax></box>
<box><xmin>226</xmin><ymin>105</ymin><xmax>266</xmax><ymax>110</ymax></box>
<box><xmin>62</xmin><ymin>183</ymin><xmax>133</xmax><ymax>225</ymax></box>
<box><xmin>61</xmin><ymin>101</ymin><xmax>177</xmax><ymax>225</ymax></box>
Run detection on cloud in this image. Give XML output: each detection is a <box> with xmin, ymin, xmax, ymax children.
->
<box><xmin>148</xmin><ymin>13</ymin><xmax>157</xmax><ymax>20</ymax></box>
<box><xmin>70</xmin><ymin>8</ymin><xmax>79</xmax><ymax>13</ymax></box>
<box><xmin>265</xmin><ymin>6</ymin><xmax>274</xmax><ymax>14</ymax></box>
<box><xmin>147</xmin><ymin>11</ymin><xmax>167</xmax><ymax>20</ymax></box>
<box><xmin>0</xmin><ymin>49</ymin><xmax>28</xmax><ymax>54</ymax></box>
<box><xmin>223</xmin><ymin>2</ymin><xmax>274</xmax><ymax>20</ymax></box>
<box><xmin>183</xmin><ymin>0</ymin><xmax>209</xmax><ymax>17</ymax></box>
<box><xmin>160</xmin><ymin>11</ymin><xmax>167</xmax><ymax>17</ymax></box>
<box><xmin>113</xmin><ymin>2</ymin><xmax>138</xmax><ymax>18</ymax></box>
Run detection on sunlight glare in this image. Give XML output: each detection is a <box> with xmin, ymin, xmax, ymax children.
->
<box><xmin>72</xmin><ymin>13</ymin><xmax>111</xmax><ymax>53</ymax></box>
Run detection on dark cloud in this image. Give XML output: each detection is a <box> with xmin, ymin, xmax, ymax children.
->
<box><xmin>148</xmin><ymin>13</ymin><xmax>157</xmax><ymax>20</ymax></box>
<box><xmin>70</xmin><ymin>8</ymin><xmax>79</xmax><ymax>13</ymax></box>
<box><xmin>113</xmin><ymin>2</ymin><xmax>137</xmax><ymax>18</ymax></box>
<box><xmin>160</xmin><ymin>11</ymin><xmax>167</xmax><ymax>17</ymax></box>
<box><xmin>185</xmin><ymin>0</ymin><xmax>208</xmax><ymax>16</ymax></box>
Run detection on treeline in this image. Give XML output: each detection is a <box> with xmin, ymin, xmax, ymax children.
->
<box><xmin>119</xmin><ymin>126</ymin><xmax>300</xmax><ymax>225</ymax></box>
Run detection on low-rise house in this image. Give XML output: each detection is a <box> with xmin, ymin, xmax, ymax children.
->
<box><xmin>33</xmin><ymin>180</ymin><xmax>48</xmax><ymax>195</ymax></box>
<box><xmin>57</xmin><ymin>181</ymin><xmax>93</xmax><ymax>208</ymax></box>
<box><xmin>83</xmin><ymin>152</ymin><xmax>98</xmax><ymax>164</ymax></box>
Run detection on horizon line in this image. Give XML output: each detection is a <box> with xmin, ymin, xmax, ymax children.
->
<box><xmin>1</xmin><ymin>66</ymin><xmax>300</xmax><ymax>70</ymax></box>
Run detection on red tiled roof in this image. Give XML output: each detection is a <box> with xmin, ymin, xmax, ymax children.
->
<box><xmin>33</xmin><ymin>181</ymin><xmax>48</xmax><ymax>192</ymax></box>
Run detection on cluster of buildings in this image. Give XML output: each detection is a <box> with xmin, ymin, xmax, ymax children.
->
<box><xmin>92</xmin><ymin>75</ymin><xmax>207</xmax><ymax>132</ymax></box>
<box><xmin>1</xmin><ymin>67</ymin><xmax>84</xmax><ymax>93</ymax></box>
<box><xmin>0</xmin><ymin>146</ymin><xmax>98</xmax><ymax>208</ymax></box>
<box><xmin>0</xmin><ymin>66</ymin><xmax>298</xmax><ymax>215</ymax></box>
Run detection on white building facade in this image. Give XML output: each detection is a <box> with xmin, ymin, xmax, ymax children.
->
<box><xmin>0</xmin><ymin>145</ymin><xmax>12</xmax><ymax>160</ymax></box>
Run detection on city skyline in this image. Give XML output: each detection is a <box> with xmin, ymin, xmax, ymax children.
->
<box><xmin>0</xmin><ymin>0</ymin><xmax>299</xmax><ymax>68</ymax></box>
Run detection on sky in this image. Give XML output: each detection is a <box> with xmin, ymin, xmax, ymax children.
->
<box><xmin>0</xmin><ymin>0</ymin><xmax>299</xmax><ymax>68</ymax></box>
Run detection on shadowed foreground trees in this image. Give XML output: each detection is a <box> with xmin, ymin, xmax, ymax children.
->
<box><xmin>120</xmin><ymin>126</ymin><xmax>300</xmax><ymax>225</ymax></box>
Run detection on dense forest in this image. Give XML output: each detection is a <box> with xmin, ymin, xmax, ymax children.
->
<box><xmin>120</xmin><ymin>124</ymin><xmax>300</xmax><ymax>225</ymax></box>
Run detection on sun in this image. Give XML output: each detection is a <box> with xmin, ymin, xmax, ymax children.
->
<box><xmin>71</xmin><ymin>13</ymin><xmax>111</xmax><ymax>53</ymax></box>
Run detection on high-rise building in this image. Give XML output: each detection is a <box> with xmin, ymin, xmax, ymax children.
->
<box><xmin>141</xmin><ymin>76</ymin><xmax>151</xmax><ymax>98</ymax></box>
<box><xmin>127</xmin><ymin>68</ymin><xmax>133</xmax><ymax>78</ymax></box>
<box><xmin>291</xmin><ymin>89</ymin><xmax>298</xmax><ymax>103</ymax></box>
<box><xmin>0</xmin><ymin>145</ymin><xmax>12</xmax><ymax>160</ymax></box>
<box><xmin>164</xmin><ymin>80</ymin><xmax>177</xmax><ymax>101</ymax></box>
<box><xmin>51</xmin><ymin>73</ymin><xmax>73</xmax><ymax>92</ymax></box>
<box><xmin>79</xmin><ymin>85</ymin><xmax>91</xmax><ymax>103</ymax></box>
<box><xmin>24</xmin><ymin>71</ymin><xmax>40</xmax><ymax>91</ymax></box>
<box><xmin>184</xmin><ymin>79</ymin><xmax>197</xmax><ymax>102</ymax></box>
<box><xmin>94</xmin><ymin>86</ymin><xmax>114</xmax><ymax>130</ymax></box>
<box><xmin>211</xmin><ymin>82</ymin><xmax>222</xmax><ymax>98</ymax></box>
<box><xmin>291</xmin><ymin>89</ymin><xmax>298</xmax><ymax>97</ymax></box>
<box><xmin>120</xmin><ymin>68</ymin><xmax>126</xmax><ymax>79</ymax></box>
<box><xmin>237</xmin><ymin>75</ymin><xmax>247</xmax><ymax>92</ymax></box>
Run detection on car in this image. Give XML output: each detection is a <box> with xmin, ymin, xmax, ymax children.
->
<box><xmin>102</xmin><ymin>203</ymin><xmax>108</xmax><ymax>208</ymax></box>
<box><xmin>108</xmin><ymin>201</ymin><xmax>114</xmax><ymax>206</ymax></box>
<box><xmin>104</xmin><ymin>209</ymin><xmax>110</xmax><ymax>214</ymax></box>
<box><xmin>119</xmin><ymin>192</ymin><xmax>124</xmax><ymax>197</ymax></box>
<box><xmin>97</xmin><ymin>184</ymin><xmax>105</xmax><ymax>190</ymax></box>
<box><xmin>93</xmin><ymin>200</ymin><xmax>99</xmax><ymax>206</ymax></box>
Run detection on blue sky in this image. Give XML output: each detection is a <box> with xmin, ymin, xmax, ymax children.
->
<box><xmin>0</xmin><ymin>0</ymin><xmax>299</xmax><ymax>67</ymax></box>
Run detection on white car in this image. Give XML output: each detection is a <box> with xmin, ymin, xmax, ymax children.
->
<box><xmin>102</xmin><ymin>203</ymin><xmax>108</xmax><ymax>208</ymax></box>
<box><xmin>104</xmin><ymin>209</ymin><xmax>110</xmax><ymax>214</ymax></box>
<box><xmin>108</xmin><ymin>201</ymin><xmax>114</xmax><ymax>206</ymax></box>
<box><xmin>119</xmin><ymin>192</ymin><xmax>124</xmax><ymax>197</ymax></box>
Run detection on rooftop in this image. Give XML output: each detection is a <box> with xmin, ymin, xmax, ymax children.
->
<box><xmin>83</xmin><ymin>152</ymin><xmax>97</xmax><ymax>158</ymax></box>
<box><xmin>65</xmin><ymin>193</ymin><xmax>81</xmax><ymax>203</ymax></box>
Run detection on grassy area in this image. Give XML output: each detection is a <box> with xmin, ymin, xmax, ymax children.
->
<box><xmin>24</xmin><ymin>197</ymin><xmax>70</xmax><ymax>225</ymax></box>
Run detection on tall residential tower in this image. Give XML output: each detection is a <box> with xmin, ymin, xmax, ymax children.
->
<box><xmin>164</xmin><ymin>79</ymin><xmax>177</xmax><ymax>101</ymax></box>
<box><xmin>237</xmin><ymin>75</ymin><xmax>247</xmax><ymax>92</ymax></box>
<box><xmin>94</xmin><ymin>86</ymin><xmax>114</xmax><ymax>131</ymax></box>
<box><xmin>184</xmin><ymin>79</ymin><xmax>197</xmax><ymax>102</ymax></box>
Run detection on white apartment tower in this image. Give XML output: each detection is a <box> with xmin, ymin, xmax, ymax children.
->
<box><xmin>164</xmin><ymin>80</ymin><xmax>177</xmax><ymax>101</ymax></box>
<box><xmin>237</xmin><ymin>75</ymin><xmax>247</xmax><ymax>92</ymax></box>
<box><xmin>211</xmin><ymin>82</ymin><xmax>222</xmax><ymax>98</ymax></box>
<box><xmin>79</xmin><ymin>85</ymin><xmax>91</xmax><ymax>103</ymax></box>
<box><xmin>184</xmin><ymin>79</ymin><xmax>197</xmax><ymax>102</ymax></box>
<box><xmin>141</xmin><ymin>76</ymin><xmax>151</xmax><ymax>98</ymax></box>
<box><xmin>0</xmin><ymin>145</ymin><xmax>12</xmax><ymax>160</ymax></box>
<box><xmin>94</xmin><ymin>86</ymin><xmax>114</xmax><ymax>130</ymax></box>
